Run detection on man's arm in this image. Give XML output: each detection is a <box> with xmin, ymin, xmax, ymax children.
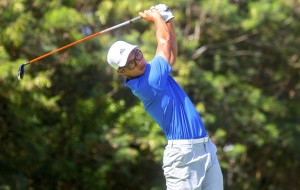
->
<box><xmin>139</xmin><ymin>9</ymin><xmax>177</xmax><ymax>67</ymax></box>
<box><xmin>166</xmin><ymin>18</ymin><xmax>178</xmax><ymax>66</ymax></box>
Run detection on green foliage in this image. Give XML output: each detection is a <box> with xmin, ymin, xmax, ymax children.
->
<box><xmin>44</xmin><ymin>6</ymin><xmax>84</xmax><ymax>30</ymax></box>
<box><xmin>1</xmin><ymin>0</ymin><xmax>300</xmax><ymax>189</ymax></box>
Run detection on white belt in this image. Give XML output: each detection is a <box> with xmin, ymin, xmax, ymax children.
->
<box><xmin>168</xmin><ymin>136</ymin><xmax>209</xmax><ymax>145</ymax></box>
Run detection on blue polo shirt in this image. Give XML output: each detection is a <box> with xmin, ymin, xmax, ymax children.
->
<box><xmin>125</xmin><ymin>56</ymin><xmax>207</xmax><ymax>140</ymax></box>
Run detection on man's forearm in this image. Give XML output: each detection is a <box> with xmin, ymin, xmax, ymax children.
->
<box><xmin>166</xmin><ymin>19</ymin><xmax>177</xmax><ymax>65</ymax></box>
<box><xmin>139</xmin><ymin>8</ymin><xmax>176</xmax><ymax>66</ymax></box>
<box><xmin>153</xmin><ymin>15</ymin><xmax>172</xmax><ymax>64</ymax></box>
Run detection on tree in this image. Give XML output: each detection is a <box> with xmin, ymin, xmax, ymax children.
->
<box><xmin>0</xmin><ymin>0</ymin><xmax>299</xmax><ymax>189</ymax></box>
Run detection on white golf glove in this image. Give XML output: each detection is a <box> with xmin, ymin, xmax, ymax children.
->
<box><xmin>151</xmin><ymin>4</ymin><xmax>174</xmax><ymax>22</ymax></box>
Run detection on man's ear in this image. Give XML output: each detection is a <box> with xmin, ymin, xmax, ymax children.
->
<box><xmin>117</xmin><ymin>68</ymin><xmax>125</xmax><ymax>74</ymax></box>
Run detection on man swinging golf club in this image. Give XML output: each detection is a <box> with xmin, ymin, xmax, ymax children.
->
<box><xmin>107</xmin><ymin>4</ymin><xmax>223</xmax><ymax>190</ymax></box>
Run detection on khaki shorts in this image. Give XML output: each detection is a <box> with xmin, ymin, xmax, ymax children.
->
<box><xmin>163</xmin><ymin>138</ymin><xmax>223</xmax><ymax>190</ymax></box>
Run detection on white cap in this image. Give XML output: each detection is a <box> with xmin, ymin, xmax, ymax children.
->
<box><xmin>107</xmin><ymin>41</ymin><xmax>137</xmax><ymax>70</ymax></box>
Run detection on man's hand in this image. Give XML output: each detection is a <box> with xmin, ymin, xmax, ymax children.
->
<box><xmin>150</xmin><ymin>4</ymin><xmax>174</xmax><ymax>22</ymax></box>
<box><xmin>139</xmin><ymin>9</ymin><xmax>163</xmax><ymax>23</ymax></box>
<box><xmin>139</xmin><ymin>4</ymin><xmax>177</xmax><ymax>67</ymax></box>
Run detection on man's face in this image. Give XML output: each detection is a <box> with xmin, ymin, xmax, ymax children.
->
<box><xmin>117</xmin><ymin>48</ymin><xmax>147</xmax><ymax>78</ymax></box>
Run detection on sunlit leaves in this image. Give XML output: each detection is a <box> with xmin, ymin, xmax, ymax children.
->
<box><xmin>96</xmin><ymin>1</ymin><xmax>113</xmax><ymax>25</ymax></box>
<box><xmin>44</xmin><ymin>6</ymin><xmax>83</xmax><ymax>30</ymax></box>
<box><xmin>223</xmin><ymin>143</ymin><xmax>246</xmax><ymax>160</ymax></box>
<box><xmin>2</xmin><ymin>12</ymin><xmax>34</xmax><ymax>47</ymax></box>
<box><xmin>242</xmin><ymin>0</ymin><xmax>287</xmax><ymax>30</ymax></box>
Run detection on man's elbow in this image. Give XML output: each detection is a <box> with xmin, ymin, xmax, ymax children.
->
<box><xmin>157</xmin><ymin>39</ymin><xmax>177</xmax><ymax>66</ymax></box>
<box><xmin>169</xmin><ymin>41</ymin><xmax>178</xmax><ymax>66</ymax></box>
<box><xmin>169</xmin><ymin>56</ymin><xmax>176</xmax><ymax>66</ymax></box>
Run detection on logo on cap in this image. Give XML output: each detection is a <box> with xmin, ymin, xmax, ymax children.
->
<box><xmin>120</xmin><ymin>48</ymin><xmax>125</xmax><ymax>55</ymax></box>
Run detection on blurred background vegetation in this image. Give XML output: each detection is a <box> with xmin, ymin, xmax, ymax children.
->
<box><xmin>0</xmin><ymin>0</ymin><xmax>299</xmax><ymax>189</ymax></box>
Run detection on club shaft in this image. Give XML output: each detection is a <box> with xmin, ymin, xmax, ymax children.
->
<box><xmin>28</xmin><ymin>16</ymin><xmax>142</xmax><ymax>64</ymax></box>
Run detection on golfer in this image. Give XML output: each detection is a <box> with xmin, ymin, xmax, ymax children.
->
<box><xmin>107</xmin><ymin>4</ymin><xmax>223</xmax><ymax>190</ymax></box>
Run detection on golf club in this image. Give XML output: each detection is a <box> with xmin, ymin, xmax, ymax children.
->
<box><xmin>18</xmin><ymin>16</ymin><xmax>142</xmax><ymax>80</ymax></box>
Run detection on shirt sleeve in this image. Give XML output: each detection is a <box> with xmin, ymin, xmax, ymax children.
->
<box><xmin>148</xmin><ymin>55</ymin><xmax>172</xmax><ymax>89</ymax></box>
<box><xmin>125</xmin><ymin>55</ymin><xmax>172</xmax><ymax>102</ymax></box>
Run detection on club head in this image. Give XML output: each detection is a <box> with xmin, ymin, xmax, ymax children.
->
<box><xmin>18</xmin><ymin>62</ymin><xmax>29</xmax><ymax>80</ymax></box>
